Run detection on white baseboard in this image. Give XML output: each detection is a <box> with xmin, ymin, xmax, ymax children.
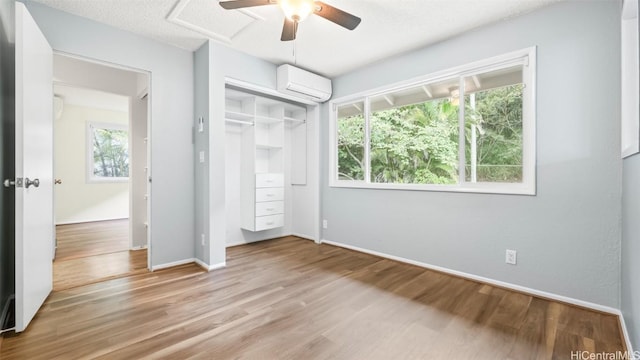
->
<box><xmin>617</xmin><ymin>311</ymin><xmax>635</xmax><ymax>354</ymax></box>
<box><xmin>226</xmin><ymin>234</ymin><xmax>311</xmax><ymax>248</ymax></box>
<box><xmin>194</xmin><ymin>258</ymin><xmax>226</xmax><ymax>272</ymax></box>
<box><xmin>0</xmin><ymin>294</ymin><xmax>14</xmax><ymax>330</ymax></box>
<box><xmin>291</xmin><ymin>232</ymin><xmax>317</xmax><ymax>242</ymax></box>
<box><xmin>320</xmin><ymin>239</ymin><xmax>620</xmax><ymax>315</ymax></box>
<box><xmin>130</xmin><ymin>245</ymin><xmax>148</xmax><ymax>251</ymax></box>
<box><xmin>152</xmin><ymin>258</ymin><xmax>226</xmax><ymax>272</ymax></box>
<box><xmin>55</xmin><ymin>217</ymin><xmax>128</xmax><ymax>226</ymax></box>
<box><xmin>151</xmin><ymin>258</ymin><xmax>195</xmax><ymax>271</ymax></box>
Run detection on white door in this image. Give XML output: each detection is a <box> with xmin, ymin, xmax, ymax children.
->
<box><xmin>14</xmin><ymin>2</ymin><xmax>53</xmax><ymax>333</ymax></box>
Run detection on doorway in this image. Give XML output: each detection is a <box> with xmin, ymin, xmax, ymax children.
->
<box><xmin>52</xmin><ymin>53</ymin><xmax>150</xmax><ymax>290</ymax></box>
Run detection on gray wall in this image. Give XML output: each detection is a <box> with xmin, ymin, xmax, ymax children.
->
<box><xmin>622</xmin><ymin>154</ymin><xmax>640</xmax><ymax>349</ymax></box>
<box><xmin>322</xmin><ymin>1</ymin><xmax>622</xmax><ymax>308</ymax></box>
<box><xmin>208</xmin><ymin>41</ymin><xmax>278</xmax><ymax>266</ymax></box>
<box><xmin>22</xmin><ymin>0</ymin><xmax>195</xmax><ymax>267</ymax></box>
<box><xmin>0</xmin><ymin>0</ymin><xmax>15</xmax><ymax>329</ymax></box>
<box><xmin>194</xmin><ymin>41</ymin><xmax>210</xmax><ymax>264</ymax></box>
<box><xmin>193</xmin><ymin>40</ymin><xmax>279</xmax><ymax>266</ymax></box>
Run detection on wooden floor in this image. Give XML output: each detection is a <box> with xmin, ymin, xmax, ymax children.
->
<box><xmin>1</xmin><ymin>237</ymin><xmax>625</xmax><ymax>359</ymax></box>
<box><xmin>53</xmin><ymin>220</ymin><xmax>147</xmax><ymax>291</ymax></box>
<box><xmin>55</xmin><ymin>219</ymin><xmax>130</xmax><ymax>261</ymax></box>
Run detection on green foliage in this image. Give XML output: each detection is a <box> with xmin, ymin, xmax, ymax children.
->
<box><xmin>369</xmin><ymin>100</ymin><xmax>458</xmax><ymax>184</ymax></box>
<box><xmin>465</xmin><ymin>84</ymin><xmax>523</xmax><ymax>182</ymax></box>
<box><xmin>93</xmin><ymin>127</ymin><xmax>129</xmax><ymax>178</ymax></box>
<box><xmin>336</xmin><ymin>83</ymin><xmax>523</xmax><ymax>184</ymax></box>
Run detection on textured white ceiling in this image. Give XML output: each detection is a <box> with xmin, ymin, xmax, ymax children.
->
<box><xmin>32</xmin><ymin>0</ymin><xmax>565</xmax><ymax>77</ymax></box>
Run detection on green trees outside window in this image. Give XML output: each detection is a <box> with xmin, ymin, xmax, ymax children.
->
<box><xmin>336</xmin><ymin>84</ymin><xmax>523</xmax><ymax>185</ymax></box>
<box><xmin>91</xmin><ymin>125</ymin><xmax>129</xmax><ymax>178</ymax></box>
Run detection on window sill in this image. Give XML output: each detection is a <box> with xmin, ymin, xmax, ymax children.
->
<box><xmin>328</xmin><ymin>180</ymin><xmax>535</xmax><ymax>196</ymax></box>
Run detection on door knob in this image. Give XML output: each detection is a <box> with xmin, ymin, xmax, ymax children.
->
<box><xmin>25</xmin><ymin>177</ymin><xmax>40</xmax><ymax>188</ymax></box>
<box><xmin>54</xmin><ymin>179</ymin><xmax>62</xmax><ymax>185</ymax></box>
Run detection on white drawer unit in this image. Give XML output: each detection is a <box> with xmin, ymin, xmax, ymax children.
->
<box><xmin>232</xmin><ymin>90</ymin><xmax>306</xmax><ymax>232</ymax></box>
<box><xmin>255</xmin><ymin>173</ymin><xmax>284</xmax><ymax>188</ymax></box>
<box><xmin>255</xmin><ymin>187</ymin><xmax>284</xmax><ymax>202</ymax></box>
<box><xmin>255</xmin><ymin>214</ymin><xmax>284</xmax><ymax>231</ymax></box>
<box><xmin>255</xmin><ymin>201</ymin><xmax>284</xmax><ymax>217</ymax></box>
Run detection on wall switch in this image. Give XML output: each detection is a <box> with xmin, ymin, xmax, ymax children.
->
<box><xmin>506</xmin><ymin>249</ymin><xmax>517</xmax><ymax>265</ymax></box>
<box><xmin>198</xmin><ymin>117</ymin><xmax>204</xmax><ymax>132</ymax></box>
<box><xmin>199</xmin><ymin>151</ymin><xmax>205</xmax><ymax>163</ymax></box>
<box><xmin>201</xmin><ymin>234</ymin><xmax>206</xmax><ymax>246</ymax></box>
<box><xmin>322</xmin><ymin>219</ymin><xmax>328</xmax><ymax>229</ymax></box>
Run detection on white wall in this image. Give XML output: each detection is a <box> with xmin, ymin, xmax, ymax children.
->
<box><xmin>54</xmin><ymin>104</ymin><xmax>128</xmax><ymax>224</ymax></box>
<box><xmin>23</xmin><ymin>0</ymin><xmax>195</xmax><ymax>267</ymax></box>
<box><xmin>322</xmin><ymin>1</ymin><xmax>622</xmax><ymax>308</ymax></box>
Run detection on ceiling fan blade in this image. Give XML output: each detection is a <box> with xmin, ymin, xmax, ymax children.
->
<box><xmin>219</xmin><ymin>0</ymin><xmax>274</xmax><ymax>10</ymax></box>
<box><xmin>314</xmin><ymin>1</ymin><xmax>361</xmax><ymax>30</ymax></box>
<box><xmin>281</xmin><ymin>19</ymin><xmax>298</xmax><ymax>41</ymax></box>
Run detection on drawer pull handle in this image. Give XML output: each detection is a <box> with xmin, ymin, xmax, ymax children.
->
<box><xmin>266</xmin><ymin>194</ymin><xmax>274</xmax><ymax>197</ymax></box>
<box><xmin>266</xmin><ymin>208</ymin><xmax>274</xmax><ymax>211</ymax></box>
<box><xmin>266</xmin><ymin>221</ymin><xmax>274</xmax><ymax>225</ymax></box>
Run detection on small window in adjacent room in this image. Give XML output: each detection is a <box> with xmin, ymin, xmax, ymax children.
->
<box><xmin>87</xmin><ymin>122</ymin><xmax>129</xmax><ymax>182</ymax></box>
<box><xmin>329</xmin><ymin>47</ymin><xmax>536</xmax><ymax>195</ymax></box>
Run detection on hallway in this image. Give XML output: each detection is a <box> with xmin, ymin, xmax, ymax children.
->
<box><xmin>54</xmin><ymin>220</ymin><xmax>147</xmax><ymax>291</ymax></box>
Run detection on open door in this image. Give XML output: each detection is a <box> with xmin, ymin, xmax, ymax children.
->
<box><xmin>14</xmin><ymin>2</ymin><xmax>53</xmax><ymax>332</ymax></box>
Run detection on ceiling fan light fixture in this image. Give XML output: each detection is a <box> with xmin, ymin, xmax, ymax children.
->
<box><xmin>279</xmin><ymin>0</ymin><xmax>315</xmax><ymax>22</ymax></box>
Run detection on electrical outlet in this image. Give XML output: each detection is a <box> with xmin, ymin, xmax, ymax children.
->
<box><xmin>201</xmin><ymin>234</ymin><xmax>206</xmax><ymax>246</ymax></box>
<box><xmin>199</xmin><ymin>151</ymin><xmax>205</xmax><ymax>163</ymax></box>
<box><xmin>322</xmin><ymin>219</ymin><xmax>328</xmax><ymax>229</ymax></box>
<box><xmin>506</xmin><ymin>249</ymin><xmax>517</xmax><ymax>265</ymax></box>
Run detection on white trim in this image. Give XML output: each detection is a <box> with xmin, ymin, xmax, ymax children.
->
<box><xmin>618</xmin><ymin>310</ymin><xmax>635</xmax><ymax>354</ymax></box>
<box><xmin>130</xmin><ymin>245</ymin><xmax>148</xmax><ymax>251</ymax></box>
<box><xmin>320</xmin><ymin>238</ymin><xmax>620</xmax><ymax>315</ymax></box>
<box><xmin>166</xmin><ymin>0</ymin><xmax>265</xmax><ymax>45</ymax></box>
<box><xmin>0</xmin><ymin>294</ymin><xmax>14</xmax><ymax>329</ymax></box>
<box><xmin>225</xmin><ymin>233</ymin><xmax>313</xmax><ymax>248</ymax></box>
<box><xmin>55</xmin><ymin>217</ymin><xmax>129</xmax><ymax>226</ymax></box>
<box><xmin>194</xmin><ymin>258</ymin><xmax>226</xmax><ymax>272</ymax></box>
<box><xmin>291</xmin><ymin>232</ymin><xmax>316</xmax><ymax>242</ymax></box>
<box><xmin>329</xmin><ymin>47</ymin><xmax>537</xmax><ymax>196</ymax></box>
<box><xmin>225</xmin><ymin>77</ymin><xmax>318</xmax><ymax>106</ymax></box>
<box><xmin>151</xmin><ymin>258</ymin><xmax>195</xmax><ymax>271</ymax></box>
<box><xmin>331</xmin><ymin>47</ymin><xmax>534</xmax><ymax>105</ymax></box>
<box><xmin>328</xmin><ymin>179</ymin><xmax>535</xmax><ymax>195</ymax></box>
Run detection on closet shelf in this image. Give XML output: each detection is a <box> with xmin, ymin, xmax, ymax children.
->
<box><xmin>225</xmin><ymin>118</ymin><xmax>253</xmax><ymax>126</ymax></box>
<box><xmin>283</xmin><ymin>116</ymin><xmax>306</xmax><ymax>123</ymax></box>
<box><xmin>225</xmin><ymin>110</ymin><xmax>253</xmax><ymax>121</ymax></box>
<box><xmin>256</xmin><ymin>144</ymin><xmax>283</xmax><ymax>150</ymax></box>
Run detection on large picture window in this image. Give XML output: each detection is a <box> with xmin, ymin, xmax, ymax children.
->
<box><xmin>329</xmin><ymin>48</ymin><xmax>536</xmax><ymax>195</ymax></box>
<box><xmin>87</xmin><ymin>122</ymin><xmax>129</xmax><ymax>182</ymax></box>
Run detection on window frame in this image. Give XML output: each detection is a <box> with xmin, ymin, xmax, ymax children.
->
<box><xmin>329</xmin><ymin>47</ymin><xmax>536</xmax><ymax>195</ymax></box>
<box><xmin>86</xmin><ymin>121</ymin><xmax>130</xmax><ymax>183</ymax></box>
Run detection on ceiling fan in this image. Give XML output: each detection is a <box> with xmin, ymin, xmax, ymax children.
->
<box><xmin>219</xmin><ymin>0</ymin><xmax>362</xmax><ymax>41</ymax></box>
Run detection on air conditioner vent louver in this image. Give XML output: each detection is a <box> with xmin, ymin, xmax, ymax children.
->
<box><xmin>277</xmin><ymin>64</ymin><xmax>332</xmax><ymax>102</ymax></box>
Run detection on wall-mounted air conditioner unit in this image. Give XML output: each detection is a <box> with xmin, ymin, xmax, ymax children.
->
<box><xmin>277</xmin><ymin>64</ymin><xmax>332</xmax><ymax>102</ymax></box>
